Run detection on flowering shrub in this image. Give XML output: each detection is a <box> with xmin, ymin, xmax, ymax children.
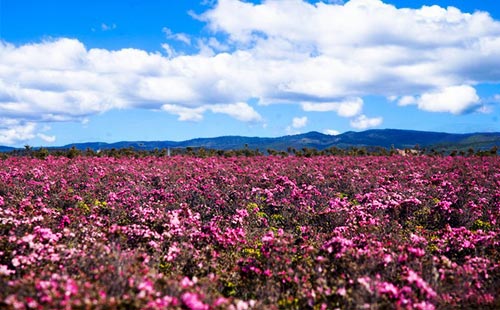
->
<box><xmin>0</xmin><ymin>155</ymin><xmax>499</xmax><ymax>309</ymax></box>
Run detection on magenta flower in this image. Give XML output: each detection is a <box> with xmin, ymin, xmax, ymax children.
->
<box><xmin>406</xmin><ymin>269</ymin><xmax>436</xmax><ymax>298</ymax></box>
<box><xmin>377</xmin><ymin>281</ymin><xmax>399</xmax><ymax>298</ymax></box>
<box><xmin>181</xmin><ymin>292</ymin><xmax>208</xmax><ymax>310</ymax></box>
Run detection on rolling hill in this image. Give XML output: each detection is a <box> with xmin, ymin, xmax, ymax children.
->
<box><xmin>2</xmin><ymin>129</ymin><xmax>500</xmax><ymax>153</ymax></box>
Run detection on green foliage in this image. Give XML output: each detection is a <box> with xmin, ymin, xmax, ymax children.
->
<box><xmin>76</xmin><ymin>200</ymin><xmax>91</xmax><ymax>215</ymax></box>
<box><xmin>471</xmin><ymin>219</ymin><xmax>493</xmax><ymax>231</ymax></box>
<box><xmin>278</xmin><ymin>297</ymin><xmax>300</xmax><ymax>309</ymax></box>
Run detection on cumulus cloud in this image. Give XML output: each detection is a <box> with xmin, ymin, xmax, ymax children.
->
<box><xmin>201</xmin><ymin>0</ymin><xmax>500</xmax><ymax>106</ymax></box>
<box><xmin>350</xmin><ymin>115</ymin><xmax>383</xmax><ymax>129</ymax></box>
<box><xmin>161</xmin><ymin>102</ymin><xmax>262</xmax><ymax>122</ymax></box>
<box><xmin>209</xmin><ymin>102</ymin><xmax>262</xmax><ymax>122</ymax></box>
<box><xmin>37</xmin><ymin>133</ymin><xmax>56</xmax><ymax>143</ymax></box>
<box><xmin>395</xmin><ymin>85</ymin><xmax>480</xmax><ymax>114</ymax></box>
<box><xmin>324</xmin><ymin>129</ymin><xmax>340</xmax><ymax>135</ymax></box>
<box><xmin>292</xmin><ymin>116</ymin><xmax>308</xmax><ymax>129</ymax></box>
<box><xmin>0</xmin><ymin>121</ymin><xmax>37</xmax><ymax>145</ymax></box>
<box><xmin>416</xmin><ymin>85</ymin><xmax>480</xmax><ymax>114</ymax></box>
<box><xmin>160</xmin><ymin>105</ymin><xmax>204</xmax><ymax>122</ymax></box>
<box><xmin>301</xmin><ymin>98</ymin><xmax>363</xmax><ymax>117</ymax></box>
<box><xmin>398</xmin><ymin>96</ymin><xmax>417</xmax><ymax>106</ymax></box>
<box><xmin>2</xmin><ymin>0</ymin><xmax>500</xmax><ymax>143</ymax></box>
<box><xmin>286</xmin><ymin>116</ymin><xmax>308</xmax><ymax>134</ymax></box>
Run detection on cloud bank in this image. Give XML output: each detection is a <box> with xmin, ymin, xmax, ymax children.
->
<box><xmin>1</xmin><ymin>0</ymin><xmax>500</xmax><ymax>144</ymax></box>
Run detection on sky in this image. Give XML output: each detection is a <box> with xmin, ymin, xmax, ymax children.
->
<box><xmin>0</xmin><ymin>0</ymin><xmax>500</xmax><ymax>147</ymax></box>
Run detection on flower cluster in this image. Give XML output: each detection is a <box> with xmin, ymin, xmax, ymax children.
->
<box><xmin>0</xmin><ymin>155</ymin><xmax>499</xmax><ymax>309</ymax></box>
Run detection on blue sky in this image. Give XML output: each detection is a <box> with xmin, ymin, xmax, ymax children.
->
<box><xmin>1</xmin><ymin>0</ymin><xmax>499</xmax><ymax>146</ymax></box>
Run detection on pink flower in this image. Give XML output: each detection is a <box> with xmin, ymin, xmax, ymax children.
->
<box><xmin>181</xmin><ymin>277</ymin><xmax>194</xmax><ymax>288</ymax></box>
<box><xmin>357</xmin><ymin>277</ymin><xmax>373</xmax><ymax>294</ymax></box>
<box><xmin>138</xmin><ymin>278</ymin><xmax>154</xmax><ymax>293</ymax></box>
<box><xmin>213</xmin><ymin>297</ymin><xmax>229</xmax><ymax>307</ymax></box>
<box><xmin>337</xmin><ymin>287</ymin><xmax>347</xmax><ymax>296</ymax></box>
<box><xmin>414</xmin><ymin>301</ymin><xmax>436</xmax><ymax>310</ymax></box>
<box><xmin>383</xmin><ymin>254</ymin><xmax>393</xmax><ymax>264</ymax></box>
<box><xmin>65</xmin><ymin>279</ymin><xmax>78</xmax><ymax>296</ymax></box>
<box><xmin>11</xmin><ymin>257</ymin><xmax>20</xmax><ymax>267</ymax></box>
<box><xmin>165</xmin><ymin>243</ymin><xmax>180</xmax><ymax>262</ymax></box>
<box><xmin>236</xmin><ymin>300</ymin><xmax>250</xmax><ymax>310</ymax></box>
<box><xmin>262</xmin><ymin>231</ymin><xmax>274</xmax><ymax>243</ymax></box>
<box><xmin>98</xmin><ymin>290</ymin><xmax>106</xmax><ymax>299</ymax></box>
<box><xmin>407</xmin><ymin>247</ymin><xmax>425</xmax><ymax>257</ymax></box>
<box><xmin>58</xmin><ymin>215</ymin><xmax>71</xmax><ymax>229</ymax></box>
<box><xmin>0</xmin><ymin>265</ymin><xmax>15</xmax><ymax>276</ymax></box>
<box><xmin>26</xmin><ymin>297</ymin><xmax>38</xmax><ymax>308</ymax></box>
<box><xmin>406</xmin><ymin>269</ymin><xmax>436</xmax><ymax>298</ymax></box>
<box><xmin>181</xmin><ymin>292</ymin><xmax>208</xmax><ymax>310</ymax></box>
<box><xmin>377</xmin><ymin>281</ymin><xmax>399</xmax><ymax>298</ymax></box>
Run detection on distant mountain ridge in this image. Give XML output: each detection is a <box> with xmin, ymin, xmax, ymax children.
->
<box><xmin>2</xmin><ymin>129</ymin><xmax>500</xmax><ymax>152</ymax></box>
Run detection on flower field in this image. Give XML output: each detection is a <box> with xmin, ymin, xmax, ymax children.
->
<box><xmin>1</xmin><ymin>155</ymin><xmax>499</xmax><ymax>309</ymax></box>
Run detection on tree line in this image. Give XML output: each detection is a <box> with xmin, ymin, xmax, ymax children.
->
<box><xmin>0</xmin><ymin>144</ymin><xmax>498</xmax><ymax>159</ymax></box>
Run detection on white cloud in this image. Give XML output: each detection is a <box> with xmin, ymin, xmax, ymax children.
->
<box><xmin>162</xmin><ymin>27</ymin><xmax>192</xmax><ymax>45</ymax></box>
<box><xmin>101</xmin><ymin>23</ymin><xmax>117</xmax><ymax>31</ymax></box>
<box><xmin>201</xmin><ymin>0</ymin><xmax>500</xmax><ymax>98</ymax></box>
<box><xmin>209</xmin><ymin>102</ymin><xmax>262</xmax><ymax>122</ymax></box>
<box><xmin>286</xmin><ymin>116</ymin><xmax>308</xmax><ymax>134</ymax></box>
<box><xmin>324</xmin><ymin>129</ymin><xmax>340</xmax><ymax>135</ymax></box>
<box><xmin>387</xmin><ymin>95</ymin><xmax>398</xmax><ymax>102</ymax></box>
<box><xmin>161</xmin><ymin>104</ymin><xmax>205</xmax><ymax>122</ymax></box>
<box><xmin>161</xmin><ymin>102</ymin><xmax>262</xmax><ymax>122</ymax></box>
<box><xmin>2</xmin><ymin>0</ymin><xmax>500</xmax><ymax>143</ymax></box>
<box><xmin>0</xmin><ymin>121</ymin><xmax>37</xmax><ymax>145</ymax></box>
<box><xmin>37</xmin><ymin>133</ymin><xmax>56</xmax><ymax>143</ymax></box>
<box><xmin>416</xmin><ymin>85</ymin><xmax>480</xmax><ymax>114</ymax></box>
<box><xmin>301</xmin><ymin>97</ymin><xmax>363</xmax><ymax>117</ymax></box>
<box><xmin>350</xmin><ymin>115</ymin><xmax>383</xmax><ymax>129</ymax></box>
<box><xmin>323</xmin><ymin>0</ymin><xmax>344</xmax><ymax>4</ymax></box>
<box><xmin>292</xmin><ymin>116</ymin><xmax>308</xmax><ymax>129</ymax></box>
<box><xmin>398</xmin><ymin>96</ymin><xmax>416</xmax><ymax>106</ymax></box>
<box><xmin>161</xmin><ymin>43</ymin><xmax>177</xmax><ymax>58</ymax></box>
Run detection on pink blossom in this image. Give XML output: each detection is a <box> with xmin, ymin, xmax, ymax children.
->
<box><xmin>181</xmin><ymin>277</ymin><xmax>194</xmax><ymax>288</ymax></box>
<box><xmin>0</xmin><ymin>265</ymin><xmax>15</xmax><ymax>276</ymax></box>
<box><xmin>357</xmin><ymin>277</ymin><xmax>373</xmax><ymax>294</ymax></box>
<box><xmin>414</xmin><ymin>301</ymin><xmax>436</xmax><ymax>310</ymax></box>
<box><xmin>181</xmin><ymin>292</ymin><xmax>208</xmax><ymax>310</ymax></box>
<box><xmin>165</xmin><ymin>243</ymin><xmax>180</xmax><ymax>262</ymax></box>
<box><xmin>261</xmin><ymin>231</ymin><xmax>274</xmax><ymax>243</ymax></box>
<box><xmin>213</xmin><ymin>297</ymin><xmax>229</xmax><ymax>307</ymax></box>
<box><xmin>377</xmin><ymin>281</ymin><xmax>399</xmax><ymax>298</ymax></box>
<box><xmin>26</xmin><ymin>297</ymin><xmax>38</xmax><ymax>308</ymax></box>
<box><xmin>236</xmin><ymin>300</ymin><xmax>250</xmax><ymax>310</ymax></box>
<box><xmin>406</xmin><ymin>269</ymin><xmax>436</xmax><ymax>298</ymax></box>
<box><xmin>383</xmin><ymin>254</ymin><xmax>392</xmax><ymax>264</ymax></box>
<box><xmin>1</xmin><ymin>155</ymin><xmax>499</xmax><ymax>308</ymax></box>
<box><xmin>11</xmin><ymin>257</ymin><xmax>20</xmax><ymax>267</ymax></box>
<box><xmin>407</xmin><ymin>247</ymin><xmax>425</xmax><ymax>257</ymax></box>
<box><xmin>65</xmin><ymin>279</ymin><xmax>78</xmax><ymax>296</ymax></box>
<box><xmin>263</xmin><ymin>269</ymin><xmax>272</xmax><ymax>277</ymax></box>
<box><xmin>337</xmin><ymin>287</ymin><xmax>347</xmax><ymax>296</ymax></box>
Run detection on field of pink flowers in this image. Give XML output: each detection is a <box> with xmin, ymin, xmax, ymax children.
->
<box><xmin>1</xmin><ymin>155</ymin><xmax>499</xmax><ymax>309</ymax></box>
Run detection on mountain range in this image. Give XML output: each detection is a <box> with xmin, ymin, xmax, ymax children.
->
<box><xmin>3</xmin><ymin>129</ymin><xmax>500</xmax><ymax>153</ymax></box>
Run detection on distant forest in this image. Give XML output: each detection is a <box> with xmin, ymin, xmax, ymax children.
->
<box><xmin>1</xmin><ymin>144</ymin><xmax>498</xmax><ymax>159</ymax></box>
